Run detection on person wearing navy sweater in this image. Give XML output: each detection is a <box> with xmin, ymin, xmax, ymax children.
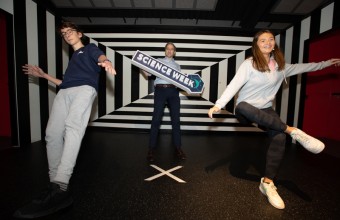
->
<box><xmin>208</xmin><ymin>29</ymin><xmax>340</xmax><ymax>210</ymax></box>
<box><xmin>14</xmin><ymin>21</ymin><xmax>116</xmax><ymax>219</ymax></box>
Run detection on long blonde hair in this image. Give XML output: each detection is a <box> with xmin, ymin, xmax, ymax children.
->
<box><xmin>251</xmin><ymin>30</ymin><xmax>285</xmax><ymax>72</ymax></box>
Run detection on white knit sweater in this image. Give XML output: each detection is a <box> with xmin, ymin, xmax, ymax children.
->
<box><xmin>215</xmin><ymin>58</ymin><xmax>331</xmax><ymax>110</ymax></box>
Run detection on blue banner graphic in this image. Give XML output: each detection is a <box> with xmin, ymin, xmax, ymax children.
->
<box><xmin>132</xmin><ymin>50</ymin><xmax>204</xmax><ymax>94</ymax></box>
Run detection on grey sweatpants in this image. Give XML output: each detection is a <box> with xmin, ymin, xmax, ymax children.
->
<box><xmin>45</xmin><ymin>85</ymin><xmax>97</xmax><ymax>184</ymax></box>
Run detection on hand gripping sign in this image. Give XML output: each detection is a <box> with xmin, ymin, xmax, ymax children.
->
<box><xmin>132</xmin><ymin>50</ymin><xmax>204</xmax><ymax>94</ymax></box>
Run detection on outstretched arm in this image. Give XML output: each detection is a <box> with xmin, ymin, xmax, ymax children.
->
<box><xmin>22</xmin><ymin>64</ymin><xmax>62</xmax><ymax>86</ymax></box>
<box><xmin>329</xmin><ymin>58</ymin><xmax>340</xmax><ymax>67</ymax></box>
<box><xmin>285</xmin><ymin>58</ymin><xmax>340</xmax><ymax>77</ymax></box>
<box><xmin>97</xmin><ymin>55</ymin><xmax>116</xmax><ymax>75</ymax></box>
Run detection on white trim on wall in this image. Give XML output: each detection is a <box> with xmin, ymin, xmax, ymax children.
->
<box><xmin>0</xmin><ymin>0</ymin><xmax>13</xmax><ymax>14</ymax></box>
<box><xmin>122</xmin><ymin>56</ymin><xmax>132</xmax><ymax>107</ymax></box>
<box><xmin>46</xmin><ymin>12</ymin><xmax>56</xmax><ymax>114</ymax></box>
<box><xmin>106</xmin><ymin>48</ymin><xmax>116</xmax><ymax>113</ymax></box>
<box><xmin>217</xmin><ymin>59</ymin><xmax>228</xmax><ymax>98</ymax></box>
<box><xmin>201</xmin><ymin>66</ymin><xmax>210</xmax><ymax>101</ymax></box>
<box><xmin>320</xmin><ymin>3</ymin><xmax>334</xmax><ymax>33</ymax></box>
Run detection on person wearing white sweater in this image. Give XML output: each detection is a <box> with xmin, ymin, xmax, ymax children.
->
<box><xmin>208</xmin><ymin>29</ymin><xmax>340</xmax><ymax>210</ymax></box>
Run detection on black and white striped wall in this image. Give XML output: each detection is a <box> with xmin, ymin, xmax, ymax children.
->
<box><xmin>6</xmin><ymin>0</ymin><xmax>339</xmax><ymax>144</ymax></box>
<box><xmin>84</xmin><ymin>33</ymin><xmax>262</xmax><ymax>133</ymax></box>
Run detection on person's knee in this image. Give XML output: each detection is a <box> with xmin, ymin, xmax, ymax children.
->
<box><xmin>273</xmin><ymin>132</ymin><xmax>286</xmax><ymax>143</ymax></box>
<box><xmin>235</xmin><ymin>101</ymin><xmax>251</xmax><ymax>115</ymax></box>
<box><xmin>237</xmin><ymin>101</ymin><xmax>247</xmax><ymax>108</ymax></box>
<box><xmin>236</xmin><ymin>101</ymin><xmax>250</xmax><ymax>109</ymax></box>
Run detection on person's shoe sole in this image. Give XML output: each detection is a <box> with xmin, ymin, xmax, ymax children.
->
<box><xmin>13</xmin><ymin>197</ymin><xmax>73</xmax><ymax>219</ymax></box>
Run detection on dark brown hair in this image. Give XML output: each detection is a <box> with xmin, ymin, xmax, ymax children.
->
<box><xmin>251</xmin><ymin>29</ymin><xmax>285</xmax><ymax>72</ymax></box>
<box><xmin>57</xmin><ymin>21</ymin><xmax>89</xmax><ymax>45</ymax></box>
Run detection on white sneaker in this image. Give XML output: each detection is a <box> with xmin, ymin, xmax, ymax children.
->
<box><xmin>259</xmin><ymin>178</ymin><xmax>285</xmax><ymax>209</ymax></box>
<box><xmin>290</xmin><ymin>129</ymin><xmax>325</xmax><ymax>154</ymax></box>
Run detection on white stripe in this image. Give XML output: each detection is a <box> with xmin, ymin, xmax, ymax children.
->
<box><xmin>88</xmin><ymin>122</ymin><xmax>263</xmax><ymax>132</ymax></box>
<box><xmin>132</xmin><ymin>99</ymin><xmax>213</xmax><ymax>105</ymax></box>
<box><xmin>123</xmin><ymin>56</ymin><xmax>132</xmax><ymax>106</ymax></box>
<box><xmin>115</xmin><ymin>51</ymin><xmax>235</xmax><ymax>58</ymax></box>
<box><xmin>176</xmin><ymin>60</ymin><xmax>217</xmax><ymax>66</ymax></box>
<box><xmin>86</xmin><ymin>33</ymin><xmax>252</xmax><ymax>42</ymax></box>
<box><xmin>103</xmin><ymin>42</ymin><xmax>250</xmax><ymax>50</ymax></box>
<box><xmin>116</xmin><ymin>107</ymin><xmax>232</xmax><ymax>114</ymax></box>
<box><xmin>99</xmin><ymin>115</ymin><xmax>239</xmax><ymax>123</ymax></box>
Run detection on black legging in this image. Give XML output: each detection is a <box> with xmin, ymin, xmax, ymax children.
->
<box><xmin>235</xmin><ymin>101</ymin><xmax>287</xmax><ymax>179</ymax></box>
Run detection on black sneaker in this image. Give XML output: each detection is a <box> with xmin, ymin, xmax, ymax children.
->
<box><xmin>147</xmin><ymin>149</ymin><xmax>154</xmax><ymax>162</ymax></box>
<box><xmin>176</xmin><ymin>148</ymin><xmax>186</xmax><ymax>160</ymax></box>
<box><xmin>13</xmin><ymin>182</ymin><xmax>73</xmax><ymax>219</ymax></box>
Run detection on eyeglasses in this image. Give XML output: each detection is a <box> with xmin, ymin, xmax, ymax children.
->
<box><xmin>60</xmin><ymin>29</ymin><xmax>76</xmax><ymax>37</ymax></box>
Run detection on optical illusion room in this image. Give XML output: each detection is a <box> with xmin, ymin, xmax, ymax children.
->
<box><xmin>1</xmin><ymin>0</ymin><xmax>340</xmax><ymax>219</ymax></box>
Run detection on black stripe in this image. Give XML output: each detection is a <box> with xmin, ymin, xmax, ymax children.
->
<box><xmin>6</xmin><ymin>12</ymin><xmax>18</xmax><ymax>146</ymax></box>
<box><xmin>98</xmin><ymin>43</ymin><xmax>107</xmax><ymax>117</ymax></box>
<box><xmin>37</xmin><ymin>4</ymin><xmax>49</xmax><ymax>140</ymax></box>
<box><xmin>226</xmin><ymin>55</ymin><xmax>236</xmax><ymax>112</ymax></box>
<box><xmin>286</xmin><ymin>24</ymin><xmax>301</xmax><ymax>127</ymax></box>
<box><xmin>82</xmin><ymin>25</ymin><xmax>257</xmax><ymax>36</ymax></box>
<box><xmin>131</xmin><ymin>65</ymin><xmax>140</xmax><ymax>102</ymax></box>
<box><xmin>179</xmin><ymin>65</ymin><xmax>208</xmax><ymax>70</ymax></box>
<box><xmin>94</xmin><ymin>119</ymin><xmax>247</xmax><ymax>127</ymax></box>
<box><xmin>334</xmin><ymin>0</ymin><xmax>340</xmax><ymax>28</ymax></box>
<box><xmin>55</xmin><ymin>20</ymin><xmax>63</xmax><ymax>90</ymax></box>
<box><xmin>148</xmin><ymin>76</ymin><xmax>155</xmax><ymax>94</ymax></box>
<box><xmin>114</xmin><ymin>52</ymin><xmax>123</xmax><ymax>109</ymax></box>
<box><xmin>87</xmin><ymin>126</ymin><xmax>263</xmax><ymax>135</ymax></box>
<box><xmin>310</xmin><ymin>8</ymin><xmax>321</xmax><ymax>39</ymax></box>
<box><xmin>209</xmin><ymin>62</ymin><xmax>219</xmax><ymax>102</ymax></box>
<box><xmin>14</xmin><ymin>0</ymin><xmax>31</xmax><ymax>146</ymax></box>
<box><xmin>245</xmin><ymin>47</ymin><xmax>252</xmax><ymax>59</ymax></box>
<box><xmin>275</xmin><ymin>32</ymin><xmax>286</xmax><ymax>117</ymax></box>
<box><xmin>299</xmin><ymin>39</ymin><xmax>310</xmax><ymax>129</ymax></box>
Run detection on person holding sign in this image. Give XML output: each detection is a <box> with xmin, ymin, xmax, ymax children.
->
<box><xmin>133</xmin><ymin>50</ymin><xmax>204</xmax><ymax>94</ymax></box>
<box><xmin>141</xmin><ymin>42</ymin><xmax>186</xmax><ymax>162</ymax></box>
<box><xmin>208</xmin><ymin>29</ymin><xmax>340</xmax><ymax>210</ymax></box>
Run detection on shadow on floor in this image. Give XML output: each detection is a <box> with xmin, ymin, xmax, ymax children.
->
<box><xmin>1</xmin><ymin>129</ymin><xmax>340</xmax><ymax>219</ymax></box>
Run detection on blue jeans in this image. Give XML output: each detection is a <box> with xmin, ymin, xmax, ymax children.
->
<box><xmin>149</xmin><ymin>87</ymin><xmax>181</xmax><ymax>149</ymax></box>
<box><xmin>235</xmin><ymin>101</ymin><xmax>287</xmax><ymax>180</ymax></box>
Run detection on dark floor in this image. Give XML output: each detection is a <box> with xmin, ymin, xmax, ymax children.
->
<box><xmin>1</xmin><ymin>129</ymin><xmax>340</xmax><ymax>220</ymax></box>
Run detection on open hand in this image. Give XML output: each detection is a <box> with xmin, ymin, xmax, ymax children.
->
<box><xmin>98</xmin><ymin>61</ymin><xmax>116</xmax><ymax>75</ymax></box>
<box><xmin>329</xmin><ymin>58</ymin><xmax>340</xmax><ymax>67</ymax></box>
<box><xmin>208</xmin><ymin>106</ymin><xmax>220</xmax><ymax>119</ymax></box>
<box><xmin>22</xmin><ymin>64</ymin><xmax>46</xmax><ymax>78</ymax></box>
